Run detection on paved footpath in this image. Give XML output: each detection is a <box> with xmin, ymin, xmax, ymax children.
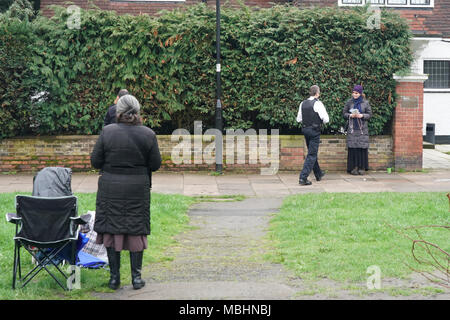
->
<box><xmin>1</xmin><ymin>170</ymin><xmax>450</xmax><ymax>195</ymax></box>
<box><xmin>423</xmin><ymin>145</ymin><xmax>450</xmax><ymax>169</ymax></box>
<box><xmin>1</xmin><ymin>170</ymin><xmax>449</xmax><ymax>299</ymax></box>
<box><xmin>151</xmin><ymin>170</ymin><xmax>450</xmax><ymax>196</ymax></box>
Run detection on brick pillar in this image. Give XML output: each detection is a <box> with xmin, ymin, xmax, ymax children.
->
<box><xmin>392</xmin><ymin>74</ymin><xmax>428</xmax><ymax>170</ymax></box>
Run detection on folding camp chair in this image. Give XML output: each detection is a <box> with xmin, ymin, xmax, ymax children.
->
<box><xmin>6</xmin><ymin>167</ymin><xmax>91</xmax><ymax>290</ymax></box>
<box><xmin>6</xmin><ymin>195</ymin><xmax>90</xmax><ymax>290</ymax></box>
<box><xmin>30</xmin><ymin>166</ymin><xmax>74</xmax><ymax>266</ymax></box>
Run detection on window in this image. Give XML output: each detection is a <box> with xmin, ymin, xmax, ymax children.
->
<box><xmin>338</xmin><ymin>0</ymin><xmax>433</xmax><ymax>6</ymax></box>
<box><xmin>424</xmin><ymin>60</ymin><xmax>450</xmax><ymax>89</ymax></box>
<box><xmin>387</xmin><ymin>0</ymin><xmax>406</xmax><ymax>4</ymax></box>
<box><xmin>110</xmin><ymin>0</ymin><xmax>184</xmax><ymax>2</ymax></box>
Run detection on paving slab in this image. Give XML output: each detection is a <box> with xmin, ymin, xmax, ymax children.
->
<box><xmin>435</xmin><ymin>145</ymin><xmax>450</xmax><ymax>153</ymax></box>
<box><xmin>183</xmin><ymin>174</ymin><xmax>218</xmax><ymax>185</ymax></box>
<box><xmin>423</xmin><ymin>148</ymin><xmax>450</xmax><ymax>169</ymax></box>
<box><xmin>183</xmin><ymin>184</ymin><xmax>220</xmax><ymax>196</ymax></box>
<box><xmin>215</xmin><ymin>175</ymin><xmax>252</xmax><ymax>183</ymax></box>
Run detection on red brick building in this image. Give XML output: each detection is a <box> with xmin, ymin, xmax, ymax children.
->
<box><xmin>39</xmin><ymin>0</ymin><xmax>277</xmax><ymax>17</ymax></box>
<box><xmin>40</xmin><ymin>0</ymin><xmax>450</xmax><ymax>39</ymax></box>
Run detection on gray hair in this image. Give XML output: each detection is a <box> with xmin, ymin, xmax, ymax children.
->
<box><xmin>117</xmin><ymin>89</ymin><xmax>129</xmax><ymax>98</ymax></box>
<box><xmin>309</xmin><ymin>85</ymin><xmax>320</xmax><ymax>97</ymax></box>
<box><xmin>117</xmin><ymin>95</ymin><xmax>140</xmax><ymax>115</ymax></box>
<box><xmin>116</xmin><ymin>95</ymin><xmax>141</xmax><ymax>125</ymax></box>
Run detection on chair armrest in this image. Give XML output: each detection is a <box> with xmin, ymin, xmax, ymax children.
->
<box><xmin>5</xmin><ymin>213</ymin><xmax>21</xmax><ymax>224</ymax></box>
<box><xmin>70</xmin><ymin>213</ymin><xmax>92</xmax><ymax>226</ymax></box>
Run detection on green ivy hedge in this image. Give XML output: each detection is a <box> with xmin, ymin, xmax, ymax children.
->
<box><xmin>0</xmin><ymin>4</ymin><xmax>412</xmax><ymax>139</ymax></box>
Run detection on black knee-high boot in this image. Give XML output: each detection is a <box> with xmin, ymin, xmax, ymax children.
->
<box><xmin>130</xmin><ymin>251</ymin><xmax>145</xmax><ymax>290</ymax></box>
<box><xmin>106</xmin><ymin>247</ymin><xmax>121</xmax><ymax>290</ymax></box>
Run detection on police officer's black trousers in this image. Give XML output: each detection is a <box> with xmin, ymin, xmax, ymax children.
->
<box><xmin>299</xmin><ymin>127</ymin><xmax>322</xmax><ymax>181</ymax></box>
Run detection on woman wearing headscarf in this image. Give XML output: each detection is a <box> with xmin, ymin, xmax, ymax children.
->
<box><xmin>343</xmin><ymin>85</ymin><xmax>372</xmax><ymax>175</ymax></box>
<box><xmin>91</xmin><ymin>94</ymin><xmax>161</xmax><ymax>290</ymax></box>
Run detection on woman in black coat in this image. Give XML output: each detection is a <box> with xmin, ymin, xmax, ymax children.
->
<box><xmin>91</xmin><ymin>94</ymin><xmax>161</xmax><ymax>290</ymax></box>
<box><xmin>343</xmin><ymin>85</ymin><xmax>372</xmax><ymax>175</ymax></box>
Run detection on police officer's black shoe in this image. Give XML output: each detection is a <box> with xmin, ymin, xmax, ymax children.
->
<box><xmin>316</xmin><ymin>171</ymin><xmax>325</xmax><ymax>181</ymax></box>
<box><xmin>299</xmin><ymin>179</ymin><xmax>312</xmax><ymax>186</ymax></box>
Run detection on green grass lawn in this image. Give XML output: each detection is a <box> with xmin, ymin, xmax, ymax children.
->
<box><xmin>0</xmin><ymin>192</ymin><xmax>195</xmax><ymax>300</ymax></box>
<box><xmin>267</xmin><ymin>192</ymin><xmax>449</xmax><ymax>286</ymax></box>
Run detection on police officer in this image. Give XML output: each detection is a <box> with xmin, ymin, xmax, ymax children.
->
<box><xmin>104</xmin><ymin>89</ymin><xmax>129</xmax><ymax>126</ymax></box>
<box><xmin>296</xmin><ymin>85</ymin><xmax>329</xmax><ymax>185</ymax></box>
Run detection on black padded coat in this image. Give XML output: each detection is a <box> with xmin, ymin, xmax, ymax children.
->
<box><xmin>90</xmin><ymin>123</ymin><xmax>161</xmax><ymax>235</ymax></box>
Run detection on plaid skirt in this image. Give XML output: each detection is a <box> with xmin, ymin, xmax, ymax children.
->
<box><xmin>96</xmin><ymin>233</ymin><xmax>148</xmax><ymax>252</ymax></box>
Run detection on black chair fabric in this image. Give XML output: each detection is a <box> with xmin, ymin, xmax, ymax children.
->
<box><xmin>15</xmin><ymin>195</ymin><xmax>78</xmax><ymax>245</ymax></box>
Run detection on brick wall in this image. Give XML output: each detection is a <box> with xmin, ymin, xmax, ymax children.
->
<box><xmin>0</xmin><ymin>136</ymin><xmax>96</xmax><ymax>172</ymax></box>
<box><xmin>0</xmin><ymin>134</ymin><xmax>393</xmax><ymax>173</ymax></box>
<box><xmin>392</xmin><ymin>74</ymin><xmax>427</xmax><ymax>170</ymax></box>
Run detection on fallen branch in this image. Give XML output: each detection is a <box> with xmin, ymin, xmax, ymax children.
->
<box><xmin>386</xmin><ymin>223</ymin><xmax>449</xmax><ymax>289</ymax></box>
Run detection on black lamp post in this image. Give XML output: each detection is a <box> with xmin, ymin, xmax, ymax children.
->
<box><xmin>215</xmin><ymin>0</ymin><xmax>223</xmax><ymax>173</ymax></box>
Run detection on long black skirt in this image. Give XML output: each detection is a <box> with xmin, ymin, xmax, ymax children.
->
<box><xmin>347</xmin><ymin>148</ymin><xmax>369</xmax><ymax>173</ymax></box>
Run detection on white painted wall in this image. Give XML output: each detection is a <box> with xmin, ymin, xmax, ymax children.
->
<box><xmin>423</xmin><ymin>93</ymin><xmax>450</xmax><ymax>136</ymax></box>
<box><xmin>412</xmin><ymin>38</ymin><xmax>450</xmax><ymax>137</ymax></box>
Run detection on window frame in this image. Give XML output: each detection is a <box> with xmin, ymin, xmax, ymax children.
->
<box><xmin>410</xmin><ymin>0</ymin><xmax>431</xmax><ymax>5</ymax></box>
<box><xmin>386</xmin><ymin>0</ymin><xmax>407</xmax><ymax>5</ymax></box>
<box><xmin>338</xmin><ymin>0</ymin><xmax>434</xmax><ymax>7</ymax></box>
<box><xmin>423</xmin><ymin>59</ymin><xmax>450</xmax><ymax>92</ymax></box>
<box><xmin>110</xmin><ymin>0</ymin><xmax>186</xmax><ymax>3</ymax></box>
